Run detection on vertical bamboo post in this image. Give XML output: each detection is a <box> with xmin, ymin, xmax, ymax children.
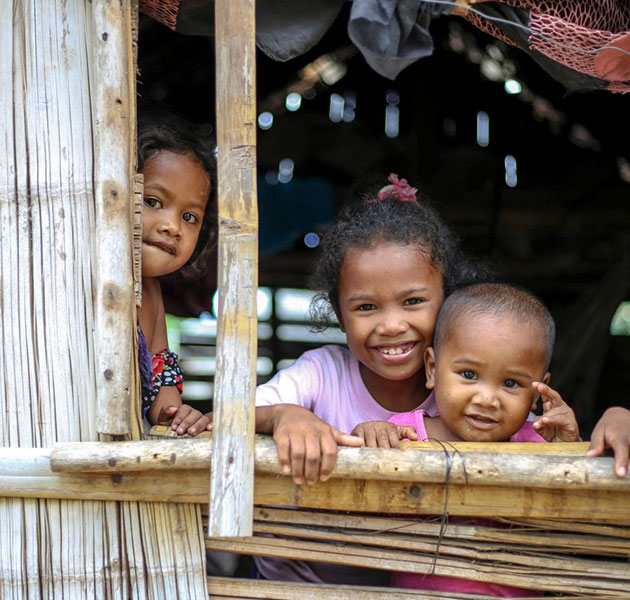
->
<box><xmin>92</xmin><ymin>0</ymin><xmax>134</xmax><ymax>437</ymax></box>
<box><xmin>210</xmin><ymin>0</ymin><xmax>258</xmax><ymax>536</ymax></box>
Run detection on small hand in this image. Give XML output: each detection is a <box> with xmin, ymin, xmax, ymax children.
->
<box><xmin>156</xmin><ymin>404</ymin><xmax>213</xmax><ymax>436</ymax></box>
<box><xmin>270</xmin><ymin>405</ymin><xmax>364</xmax><ymax>486</ymax></box>
<box><xmin>351</xmin><ymin>421</ymin><xmax>418</xmax><ymax>448</ymax></box>
<box><xmin>586</xmin><ymin>407</ymin><xmax>630</xmax><ymax>478</ymax></box>
<box><xmin>531</xmin><ymin>382</ymin><xmax>580</xmax><ymax>442</ymax></box>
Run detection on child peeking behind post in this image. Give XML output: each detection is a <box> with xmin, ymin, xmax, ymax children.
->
<box><xmin>137</xmin><ymin>114</ymin><xmax>216</xmax><ymax>436</ymax></box>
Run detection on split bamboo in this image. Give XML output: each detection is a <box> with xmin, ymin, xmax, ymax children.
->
<box><xmin>210</xmin><ymin>0</ymin><xmax>258</xmax><ymax>537</ymax></box>
<box><xmin>0</xmin><ymin>2</ymin><xmax>207</xmax><ymax>596</ymax></box>
<box><xmin>205</xmin><ymin>508</ymin><xmax>630</xmax><ymax>596</ymax></box>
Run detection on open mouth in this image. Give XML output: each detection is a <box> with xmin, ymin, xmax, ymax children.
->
<box><xmin>375</xmin><ymin>341</ymin><xmax>417</xmax><ymax>357</ymax></box>
<box><xmin>465</xmin><ymin>414</ymin><xmax>499</xmax><ymax>429</ymax></box>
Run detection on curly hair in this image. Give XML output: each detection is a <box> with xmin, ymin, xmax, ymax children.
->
<box><xmin>309</xmin><ymin>179</ymin><xmax>488</xmax><ymax>327</ymax></box>
<box><xmin>137</xmin><ymin>112</ymin><xmax>217</xmax><ymax>279</ymax></box>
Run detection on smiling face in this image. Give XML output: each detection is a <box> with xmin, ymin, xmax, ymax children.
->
<box><xmin>336</xmin><ymin>243</ymin><xmax>444</xmax><ymax>405</ymax></box>
<box><xmin>141</xmin><ymin>150</ymin><xmax>211</xmax><ymax>278</ymax></box>
<box><xmin>427</xmin><ymin>312</ymin><xmax>550</xmax><ymax>442</ymax></box>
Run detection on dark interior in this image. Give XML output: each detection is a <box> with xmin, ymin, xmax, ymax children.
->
<box><xmin>137</xmin><ymin>6</ymin><xmax>630</xmax><ymax>436</ymax></box>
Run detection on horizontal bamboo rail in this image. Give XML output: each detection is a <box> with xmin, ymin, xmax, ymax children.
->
<box><xmin>1</xmin><ymin>438</ymin><xmax>629</xmax><ymax>523</ymax></box>
<box><xmin>47</xmin><ymin>437</ymin><xmax>628</xmax><ymax>491</ymax></box>
<box><xmin>208</xmin><ymin>576</ymin><xmax>606</xmax><ymax>600</ymax></box>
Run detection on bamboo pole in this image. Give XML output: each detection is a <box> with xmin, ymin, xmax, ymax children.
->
<box><xmin>92</xmin><ymin>0</ymin><xmax>134</xmax><ymax>436</ymax></box>
<box><xmin>4</xmin><ymin>447</ymin><xmax>630</xmax><ymax>522</ymax></box>
<box><xmin>210</xmin><ymin>0</ymin><xmax>258</xmax><ymax>537</ymax></box>
<box><xmin>47</xmin><ymin>437</ymin><xmax>630</xmax><ymax>491</ymax></box>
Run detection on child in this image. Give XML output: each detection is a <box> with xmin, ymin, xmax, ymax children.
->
<box><xmin>253</xmin><ymin>174</ymin><xmax>486</xmax><ymax>585</ymax></box>
<box><xmin>354</xmin><ymin>282</ymin><xmax>580</xmax><ymax>446</ymax></box>
<box><xmin>353</xmin><ymin>282</ymin><xmax>579</xmax><ymax>597</ymax></box>
<box><xmin>137</xmin><ymin>114</ymin><xmax>216</xmax><ymax>436</ymax></box>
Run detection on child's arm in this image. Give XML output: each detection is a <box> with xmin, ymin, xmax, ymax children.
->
<box><xmin>256</xmin><ymin>404</ymin><xmax>364</xmax><ymax>485</ymax></box>
<box><xmin>140</xmin><ymin>278</ymin><xmax>211</xmax><ymax>436</ymax></box>
<box><xmin>586</xmin><ymin>407</ymin><xmax>630</xmax><ymax>478</ymax></box>
<box><xmin>351</xmin><ymin>421</ymin><xmax>418</xmax><ymax>448</ymax></box>
<box><xmin>531</xmin><ymin>382</ymin><xmax>581</xmax><ymax>442</ymax></box>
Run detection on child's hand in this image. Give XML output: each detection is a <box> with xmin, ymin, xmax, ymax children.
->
<box><xmin>156</xmin><ymin>404</ymin><xmax>213</xmax><ymax>436</ymax></box>
<box><xmin>586</xmin><ymin>407</ymin><xmax>630</xmax><ymax>478</ymax></box>
<box><xmin>532</xmin><ymin>382</ymin><xmax>581</xmax><ymax>442</ymax></box>
<box><xmin>261</xmin><ymin>405</ymin><xmax>364</xmax><ymax>486</ymax></box>
<box><xmin>351</xmin><ymin>421</ymin><xmax>418</xmax><ymax>448</ymax></box>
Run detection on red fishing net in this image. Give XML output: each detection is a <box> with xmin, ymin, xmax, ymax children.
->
<box><xmin>463</xmin><ymin>0</ymin><xmax>630</xmax><ymax>93</ymax></box>
<box><xmin>139</xmin><ymin>0</ymin><xmax>630</xmax><ymax>92</ymax></box>
<box><xmin>139</xmin><ymin>0</ymin><xmax>181</xmax><ymax>31</ymax></box>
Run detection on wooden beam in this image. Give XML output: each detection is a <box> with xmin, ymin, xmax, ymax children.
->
<box><xmin>4</xmin><ymin>447</ymin><xmax>630</xmax><ymax>523</ymax></box>
<box><xmin>48</xmin><ymin>437</ymin><xmax>630</xmax><ymax>492</ymax></box>
<box><xmin>210</xmin><ymin>0</ymin><xmax>258</xmax><ymax>537</ymax></box>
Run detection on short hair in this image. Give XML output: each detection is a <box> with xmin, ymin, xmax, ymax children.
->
<box><xmin>434</xmin><ymin>282</ymin><xmax>556</xmax><ymax>369</ymax></box>
<box><xmin>137</xmin><ymin>112</ymin><xmax>217</xmax><ymax>279</ymax></box>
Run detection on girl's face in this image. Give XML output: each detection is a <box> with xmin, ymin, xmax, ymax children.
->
<box><xmin>141</xmin><ymin>150</ymin><xmax>211</xmax><ymax>278</ymax></box>
<box><xmin>336</xmin><ymin>243</ymin><xmax>444</xmax><ymax>399</ymax></box>
<box><xmin>426</xmin><ymin>313</ymin><xmax>549</xmax><ymax>442</ymax></box>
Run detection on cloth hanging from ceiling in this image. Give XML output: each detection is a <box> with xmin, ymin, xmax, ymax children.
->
<box><xmin>139</xmin><ymin>0</ymin><xmax>630</xmax><ymax>93</ymax></box>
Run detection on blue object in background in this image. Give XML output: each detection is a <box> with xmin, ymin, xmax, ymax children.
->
<box><xmin>258</xmin><ymin>174</ymin><xmax>336</xmax><ymax>257</ymax></box>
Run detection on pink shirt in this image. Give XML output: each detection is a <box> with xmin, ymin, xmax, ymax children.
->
<box><xmin>388</xmin><ymin>409</ymin><xmax>545</xmax><ymax>596</ymax></box>
<box><xmin>256</xmin><ymin>345</ymin><xmax>412</xmax><ymax>432</ymax></box>
<box><xmin>389</xmin><ymin>409</ymin><xmax>546</xmax><ymax>442</ymax></box>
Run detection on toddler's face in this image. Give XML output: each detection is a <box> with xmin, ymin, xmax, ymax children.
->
<box><xmin>426</xmin><ymin>313</ymin><xmax>549</xmax><ymax>442</ymax></box>
<box><xmin>336</xmin><ymin>243</ymin><xmax>444</xmax><ymax>404</ymax></box>
<box><xmin>141</xmin><ymin>150</ymin><xmax>210</xmax><ymax>278</ymax></box>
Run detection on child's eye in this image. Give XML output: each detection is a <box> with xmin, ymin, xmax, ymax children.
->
<box><xmin>144</xmin><ymin>196</ymin><xmax>162</xmax><ymax>209</ymax></box>
<box><xmin>460</xmin><ymin>370</ymin><xmax>477</xmax><ymax>380</ymax></box>
<box><xmin>503</xmin><ymin>378</ymin><xmax>520</xmax><ymax>389</ymax></box>
<box><xmin>357</xmin><ymin>303</ymin><xmax>376</xmax><ymax>312</ymax></box>
<box><xmin>182</xmin><ymin>212</ymin><xmax>200</xmax><ymax>225</ymax></box>
<box><xmin>404</xmin><ymin>298</ymin><xmax>423</xmax><ymax>306</ymax></box>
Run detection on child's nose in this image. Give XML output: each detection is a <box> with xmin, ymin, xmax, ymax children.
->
<box><xmin>159</xmin><ymin>213</ymin><xmax>181</xmax><ymax>237</ymax></box>
<box><xmin>472</xmin><ymin>387</ymin><xmax>500</xmax><ymax>408</ymax></box>
<box><xmin>376</xmin><ymin>310</ymin><xmax>408</xmax><ymax>336</ymax></box>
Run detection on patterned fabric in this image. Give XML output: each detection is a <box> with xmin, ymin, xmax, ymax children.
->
<box><xmin>141</xmin><ymin>348</ymin><xmax>184</xmax><ymax>416</ymax></box>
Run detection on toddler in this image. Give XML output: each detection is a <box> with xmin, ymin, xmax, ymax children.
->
<box><xmin>354</xmin><ymin>282</ymin><xmax>580</xmax><ymax>597</ymax></box>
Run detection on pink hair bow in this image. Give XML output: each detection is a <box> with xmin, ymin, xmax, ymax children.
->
<box><xmin>368</xmin><ymin>173</ymin><xmax>418</xmax><ymax>203</ymax></box>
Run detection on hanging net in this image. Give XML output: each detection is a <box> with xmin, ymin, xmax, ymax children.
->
<box><xmin>138</xmin><ymin>0</ymin><xmax>630</xmax><ymax>93</ymax></box>
<box><xmin>139</xmin><ymin>0</ymin><xmax>181</xmax><ymax>31</ymax></box>
<box><xmin>462</xmin><ymin>0</ymin><xmax>630</xmax><ymax>93</ymax></box>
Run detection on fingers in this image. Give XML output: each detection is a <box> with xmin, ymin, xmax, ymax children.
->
<box><xmin>401</xmin><ymin>426</ymin><xmax>419</xmax><ymax>441</ymax></box>
<box><xmin>387</xmin><ymin>426</ymin><xmax>401</xmax><ymax>449</ymax></box>
<box><xmin>319</xmin><ymin>430</ymin><xmax>339</xmax><ymax>482</ymax></box>
<box><xmin>532</xmin><ymin>381</ymin><xmax>564</xmax><ymax>412</ymax></box>
<box><xmin>156</xmin><ymin>404</ymin><xmax>178</xmax><ymax>425</ymax></box>
<box><xmin>533</xmin><ymin>406</ymin><xmax>580</xmax><ymax>442</ymax></box>
<box><xmin>611</xmin><ymin>437</ymin><xmax>629</xmax><ymax>478</ymax></box>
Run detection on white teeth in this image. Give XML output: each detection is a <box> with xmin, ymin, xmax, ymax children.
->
<box><xmin>381</xmin><ymin>347</ymin><xmax>404</xmax><ymax>355</ymax></box>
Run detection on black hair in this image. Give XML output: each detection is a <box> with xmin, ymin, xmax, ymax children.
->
<box><xmin>137</xmin><ymin>112</ymin><xmax>217</xmax><ymax>279</ymax></box>
<box><xmin>434</xmin><ymin>282</ymin><xmax>556</xmax><ymax>370</ymax></box>
<box><xmin>309</xmin><ymin>178</ymin><xmax>488</xmax><ymax>327</ymax></box>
